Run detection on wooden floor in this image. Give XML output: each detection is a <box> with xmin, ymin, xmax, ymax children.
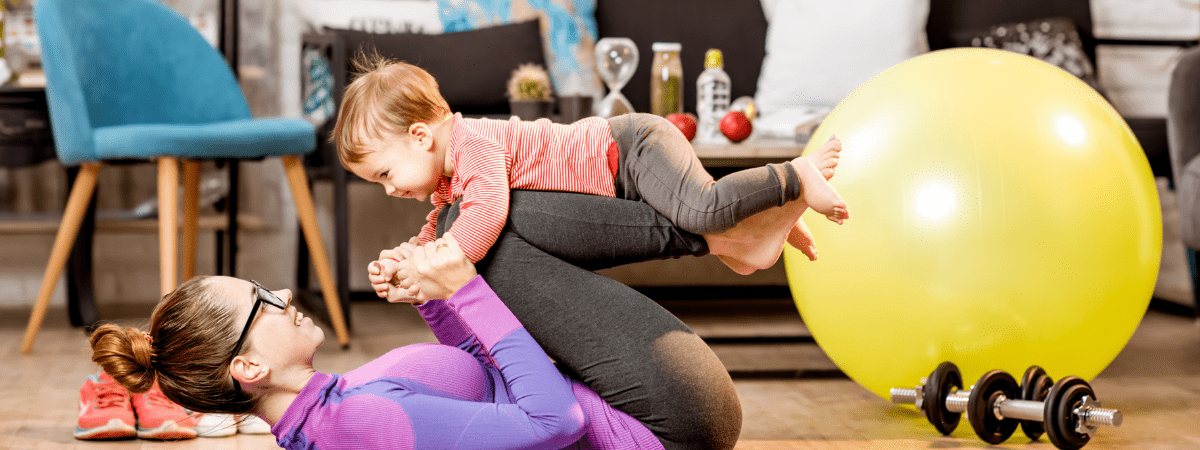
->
<box><xmin>2</xmin><ymin>297</ymin><xmax>1198</xmax><ymax>450</ymax></box>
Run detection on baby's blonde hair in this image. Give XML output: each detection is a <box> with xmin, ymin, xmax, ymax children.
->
<box><xmin>331</xmin><ymin>52</ymin><xmax>451</xmax><ymax>166</ymax></box>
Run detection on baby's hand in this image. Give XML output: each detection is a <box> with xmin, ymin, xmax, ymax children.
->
<box><xmin>371</xmin><ymin>235</ymin><xmax>428</xmax><ymax>302</ymax></box>
<box><xmin>368</xmin><ymin>258</ymin><xmax>398</xmax><ymax>297</ymax></box>
<box><xmin>371</xmin><ymin>241</ymin><xmax>423</xmax><ymax>302</ymax></box>
<box><xmin>364</xmin><ymin>256</ymin><xmax>408</xmax><ymax>303</ymax></box>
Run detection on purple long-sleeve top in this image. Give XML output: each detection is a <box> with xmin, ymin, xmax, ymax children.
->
<box><xmin>270</xmin><ymin>276</ymin><xmax>664</xmax><ymax>450</ymax></box>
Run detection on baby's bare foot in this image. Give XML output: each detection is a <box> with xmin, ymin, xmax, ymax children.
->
<box><xmin>806</xmin><ymin>135</ymin><xmax>841</xmax><ymax>180</ymax></box>
<box><xmin>717</xmin><ymin>255</ymin><xmax>759</xmax><ymax>275</ymax></box>
<box><xmin>787</xmin><ymin>219</ymin><xmax>818</xmax><ymax>261</ymax></box>
<box><xmin>792</xmin><ymin>157</ymin><xmax>848</xmax><ymax>224</ymax></box>
<box><xmin>705</xmin><ymin>197</ymin><xmax>807</xmax><ymax>272</ymax></box>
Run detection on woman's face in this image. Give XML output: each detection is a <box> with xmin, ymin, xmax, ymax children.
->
<box><xmin>212</xmin><ymin>276</ymin><xmax>324</xmax><ymax>364</ymax></box>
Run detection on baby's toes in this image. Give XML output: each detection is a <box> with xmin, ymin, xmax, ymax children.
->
<box><xmin>820</xmin><ymin>138</ymin><xmax>842</xmax><ymax>153</ymax></box>
<box><xmin>825</xmin><ymin>207</ymin><xmax>848</xmax><ymax>222</ymax></box>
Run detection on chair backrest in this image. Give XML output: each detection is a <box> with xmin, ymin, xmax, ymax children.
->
<box><xmin>35</xmin><ymin>0</ymin><xmax>252</xmax><ymax>164</ymax></box>
<box><xmin>926</xmin><ymin>0</ymin><xmax>1097</xmax><ymax>65</ymax></box>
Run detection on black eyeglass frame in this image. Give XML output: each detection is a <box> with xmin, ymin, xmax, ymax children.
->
<box><xmin>229</xmin><ymin>280</ymin><xmax>287</xmax><ymax>360</ymax></box>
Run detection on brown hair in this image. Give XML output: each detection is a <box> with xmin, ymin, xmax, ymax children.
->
<box><xmin>89</xmin><ymin>276</ymin><xmax>259</xmax><ymax>414</ymax></box>
<box><xmin>331</xmin><ymin>51</ymin><xmax>452</xmax><ymax>166</ymax></box>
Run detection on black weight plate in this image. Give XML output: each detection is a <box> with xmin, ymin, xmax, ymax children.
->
<box><xmin>1046</xmin><ymin>376</ymin><xmax>1094</xmax><ymax>450</ymax></box>
<box><xmin>967</xmin><ymin>370</ymin><xmax>1020</xmax><ymax>444</ymax></box>
<box><xmin>923</xmin><ymin>361</ymin><xmax>963</xmax><ymax>435</ymax></box>
<box><xmin>1020</xmin><ymin>365</ymin><xmax>1053</xmax><ymax>441</ymax></box>
<box><xmin>1045</xmin><ymin>377</ymin><xmax>1094</xmax><ymax>450</ymax></box>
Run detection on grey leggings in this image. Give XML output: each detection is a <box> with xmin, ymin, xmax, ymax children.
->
<box><xmin>609</xmin><ymin>113</ymin><xmax>802</xmax><ymax>234</ymax></box>
<box><xmin>437</xmin><ymin>190</ymin><xmax>741</xmax><ymax>450</ymax></box>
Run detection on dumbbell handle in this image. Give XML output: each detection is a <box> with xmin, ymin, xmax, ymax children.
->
<box><xmin>992</xmin><ymin>396</ymin><xmax>1045</xmax><ymax>421</ymax></box>
<box><xmin>893</xmin><ymin>388</ymin><xmax>1122</xmax><ymax>429</ymax></box>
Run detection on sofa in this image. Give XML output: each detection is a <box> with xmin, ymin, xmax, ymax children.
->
<box><xmin>291</xmin><ymin>0</ymin><xmax>1181</xmax><ymax>325</ymax></box>
<box><xmin>1167</xmin><ymin>47</ymin><xmax>1200</xmax><ymax>316</ymax></box>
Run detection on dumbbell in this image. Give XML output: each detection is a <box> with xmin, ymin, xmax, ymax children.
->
<box><xmin>890</xmin><ymin>363</ymin><xmax>1122</xmax><ymax>450</ymax></box>
<box><xmin>967</xmin><ymin>370</ymin><xmax>1122</xmax><ymax>450</ymax></box>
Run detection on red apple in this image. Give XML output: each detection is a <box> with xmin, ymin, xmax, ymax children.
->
<box><xmin>666</xmin><ymin>112</ymin><xmax>698</xmax><ymax>141</ymax></box>
<box><xmin>720</xmin><ymin>111</ymin><xmax>752</xmax><ymax>143</ymax></box>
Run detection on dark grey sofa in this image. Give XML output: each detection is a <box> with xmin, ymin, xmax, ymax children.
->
<box><xmin>1167</xmin><ymin>46</ymin><xmax>1200</xmax><ymax>315</ymax></box>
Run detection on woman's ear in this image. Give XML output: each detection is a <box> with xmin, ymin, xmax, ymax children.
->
<box><xmin>407</xmin><ymin>122</ymin><xmax>434</xmax><ymax>151</ymax></box>
<box><xmin>230</xmin><ymin>355</ymin><xmax>270</xmax><ymax>386</ymax></box>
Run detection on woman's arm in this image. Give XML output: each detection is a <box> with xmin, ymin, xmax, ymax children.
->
<box><xmin>394</xmin><ymin>235</ymin><xmax>586</xmax><ymax>448</ymax></box>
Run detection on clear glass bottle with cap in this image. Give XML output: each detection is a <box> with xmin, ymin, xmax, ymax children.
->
<box><xmin>649</xmin><ymin>42</ymin><xmax>683</xmax><ymax>116</ymax></box>
<box><xmin>696</xmin><ymin>48</ymin><xmax>731</xmax><ymax>142</ymax></box>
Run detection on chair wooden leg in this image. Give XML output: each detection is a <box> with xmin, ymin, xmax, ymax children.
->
<box><xmin>281</xmin><ymin>155</ymin><xmax>350</xmax><ymax>346</ymax></box>
<box><xmin>182</xmin><ymin>160</ymin><xmax>201</xmax><ymax>281</ymax></box>
<box><xmin>22</xmin><ymin>163</ymin><xmax>101</xmax><ymax>354</ymax></box>
<box><xmin>159</xmin><ymin>157</ymin><xmax>179</xmax><ymax>297</ymax></box>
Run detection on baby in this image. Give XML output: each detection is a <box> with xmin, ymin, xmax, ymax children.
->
<box><xmin>332</xmin><ymin>55</ymin><xmax>848</xmax><ymax>284</ymax></box>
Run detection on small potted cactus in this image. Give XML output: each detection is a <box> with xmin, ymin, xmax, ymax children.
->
<box><xmin>507</xmin><ymin>63</ymin><xmax>555</xmax><ymax>121</ymax></box>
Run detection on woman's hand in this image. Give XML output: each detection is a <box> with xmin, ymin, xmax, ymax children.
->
<box><xmin>397</xmin><ymin>232</ymin><xmax>478</xmax><ymax>301</ymax></box>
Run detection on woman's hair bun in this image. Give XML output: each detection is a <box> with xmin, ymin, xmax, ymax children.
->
<box><xmin>89</xmin><ymin>324</ymin><xmax>157</xmax><ymax>393</ymax></box>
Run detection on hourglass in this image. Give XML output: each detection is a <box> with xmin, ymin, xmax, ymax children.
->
<box><xmin>594</xmin><ymin>37</ymin><xmax>638</xmax><ymax>117</ymax></box>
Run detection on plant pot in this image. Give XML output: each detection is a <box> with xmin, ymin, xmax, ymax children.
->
<box><xmin>557</xmin><ymin>95</ymin><xmax>594</xmax><ymax>123</ymax></box>
<box><xmin>510</xmin><ymin>99</ymin><xmax>555</xmax><ymax>121</ymax></box>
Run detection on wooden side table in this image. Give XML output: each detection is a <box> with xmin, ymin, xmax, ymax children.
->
<box><xmin>692</xmin><ymin>136</ymin><xmax>807</xmax><ymax>167</ymax></box>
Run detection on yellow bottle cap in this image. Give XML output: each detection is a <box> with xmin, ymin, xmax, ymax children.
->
<box><xmin>705</xmin><ymin>49</ymin><xmax>724</xmax><ymax>69</ymax></box>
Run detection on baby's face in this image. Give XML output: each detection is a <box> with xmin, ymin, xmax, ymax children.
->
<box><xmin>348</xmin><ymin>133</ymin><xmax>444</xmax><ymax>202</ymax></box>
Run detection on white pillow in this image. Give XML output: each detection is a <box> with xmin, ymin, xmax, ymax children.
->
<box><xmin>293</xmin><ymin>0</ymin><xmax>443</xmax><ymax>34</ymax></box>
<box><xmin>755</xmin><ymin>1</ymin><xmax>930</xmax><ymax>114</ymax></box>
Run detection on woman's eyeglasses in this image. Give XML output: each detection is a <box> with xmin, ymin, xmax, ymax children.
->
<box><xmin>229</xmin><ymin>280</ymin><xmax>287</xmax><ymax>359</ymax></box>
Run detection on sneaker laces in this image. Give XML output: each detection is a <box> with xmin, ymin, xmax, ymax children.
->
<box><xmin>93</xmin><ymin>382</ymin><xmax>130</xmax><ymax>409</ymax></box>
<box><xmin>141</xmin><ymin>387</ymin><xmax>181</xmax><ymax>410</ymax></box>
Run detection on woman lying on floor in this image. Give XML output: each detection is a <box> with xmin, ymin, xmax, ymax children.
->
<box><xmin>90</xmin><ymin>190</ymin><xmax>749</xmax><ymax>449</ymax></box>
<box><xmin>89</xmin><ymin>232</ymin><xmax>663</xmax><ymax>449</ymax></box>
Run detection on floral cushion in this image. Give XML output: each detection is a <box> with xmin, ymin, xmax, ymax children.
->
<box><xmin>435</xmin><ymin>0</ymin><xmax>602</xmax><ymax>98</ymax></box>
<box><xmin>967</xmin><ymin>17</ymin><xmax>1102</xmax><ymax>92</ymax></box>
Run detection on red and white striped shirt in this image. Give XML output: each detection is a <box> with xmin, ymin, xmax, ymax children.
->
<box><xmin>417</xmin><ymin>113</ymin><xmax>620</xmax><ymax>262</ymax></box>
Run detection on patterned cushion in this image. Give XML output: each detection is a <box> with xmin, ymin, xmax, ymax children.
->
<box><xmin>302</xmin><ymin>48</ymin><xmax>335</xmax><ymax>126</ymax></box>
<box><xmin>967</xmin><ymin>17</ymin><xmax>1102</xmax><ymax>92</ymax></box>
<box><xmin>435</xmin><ymin>0</ymin><xmax>602</xmax><ymax>98</ymax></box>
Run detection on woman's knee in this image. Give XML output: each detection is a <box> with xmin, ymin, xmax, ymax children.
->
<box><xmin>649</xmin><ymin>330</ymin><xmax>742</xmax><ymax>450</ymax></box>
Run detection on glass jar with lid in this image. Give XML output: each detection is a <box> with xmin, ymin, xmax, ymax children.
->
<box><xmin>649</xmin><ymin>42</ymin><xmax>683</xmax><ymax>116</ymax></box>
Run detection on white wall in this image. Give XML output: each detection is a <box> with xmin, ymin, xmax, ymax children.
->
<box><xmin>1092</xmin><ymin>0</ymin><xmax>1199</xmax><ymax>118</ymax></box>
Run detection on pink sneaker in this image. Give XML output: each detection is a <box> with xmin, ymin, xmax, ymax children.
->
<box><xmin>130</xmin><ymin>381</ymin><xmax>197</xmax><ymax>440</ymax></box>
<box><xmin>75</xmin><ymin>372</ymin><xmax>136</xmax><ymax>440</ymax></box>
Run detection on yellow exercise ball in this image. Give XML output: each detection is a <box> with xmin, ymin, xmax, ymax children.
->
<box><xmin>784</xmin><ymin>48</ymin><xmax>1162</xmax><ymax>401</ymax></box>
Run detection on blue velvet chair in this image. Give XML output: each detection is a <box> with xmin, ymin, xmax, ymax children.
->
<box><xmin>22</xmin><ymin>0</ymin><xmax>349</xmax><ymax>352</ymax></box>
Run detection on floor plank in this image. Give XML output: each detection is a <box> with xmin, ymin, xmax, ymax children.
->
<box><xmin>3</xmin><ymin>298</ymin><xmax>1198</xmax><ymax>449</ymax></box>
